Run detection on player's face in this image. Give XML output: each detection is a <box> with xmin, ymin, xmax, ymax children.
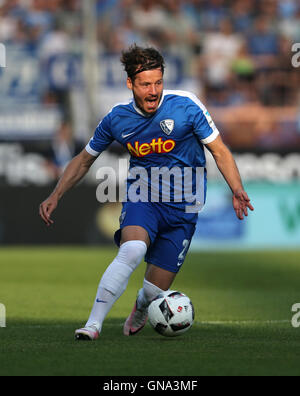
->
<box><xmin>127</xmin><ymin>68</ymin><xmax>164</xmax><ymax>115</ymax></box>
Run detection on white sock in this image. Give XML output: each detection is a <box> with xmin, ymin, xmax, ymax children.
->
<box><xmin>85</xmin><ymin>240</ymin><xmax>147</xmax><ymax>332</ymax></box>
<box><xmin>137</xmin><ymin>279</ymin><xmax>165</xmax><ymax>310</ymax></box>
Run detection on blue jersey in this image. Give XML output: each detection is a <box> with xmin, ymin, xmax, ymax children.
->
<box><xmin>86</xmin><ymin>90</ymin><xmax>219</xmax><ymax>211</ymax></box>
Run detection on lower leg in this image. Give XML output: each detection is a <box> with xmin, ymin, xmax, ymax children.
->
<box><xmin>85</xmin><ymin>240</ymin><xmax>147</xmax><ymax>331</ymax></box>
<box><xmin>137</xmin><ymin>264</ymin><xmax>177</xmax><ymax>309</ymax></box>
<box><xmin>123</xmin><ymin>265</ymin><xmax>177</xmax><ymax>335</ymax></box>
<box><xmin>145</xmin><ymin>264</ymin><xmax>177</xmax><ymax>291</ymax></box>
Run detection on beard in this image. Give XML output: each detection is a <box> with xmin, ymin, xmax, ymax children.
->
<box><xmin>133</xmin><ymin>91</ymin><xmax>163</xmax><ymax>115</ymax></box>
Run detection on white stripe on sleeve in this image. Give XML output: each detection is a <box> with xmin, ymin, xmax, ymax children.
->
<box><xmin>201</xmin><ymin>128</ymin><xmax>220</xmax><ymax>145</ymax></box>
<box><xmin>85</xmin><ymin>142</ymin><xmax>101</xmax><ymax>157</ymax></box>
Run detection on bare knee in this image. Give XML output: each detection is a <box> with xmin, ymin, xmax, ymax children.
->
<box><xmin>120</xmin><ymin>226</ymin><xmax>150</xmax><ymax>247</ymax></box>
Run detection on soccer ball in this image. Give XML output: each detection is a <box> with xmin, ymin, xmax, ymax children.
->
<box><xmin>148</xmin><ymin>290</ymin><xmax>195</xmax><ymax>337</ymax></box>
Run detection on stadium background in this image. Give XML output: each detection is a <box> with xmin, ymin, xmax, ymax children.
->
<box><xmin>0</xmin><ymin>0</ymin><xmax>299</xmax><ymax>249</ymax></box>
<box><xmin>1</xmin><ymin>0</ymin><xmax>300</xmax><ymax>250</ymax></box>
<box><xmin>0</xmin><ymin>0</ymin><xmax>300</xmax><ymax>378</ymax></box>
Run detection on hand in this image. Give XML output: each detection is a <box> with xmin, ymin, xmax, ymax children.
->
<box><xmin>39</xmin><ymin>194</ymin><xmax>58</xmax><ymax>227</ymax></box>
<box><xmin>232</xmin><ymin>190</ymin><xmax>254</xmax><ymax>220</ymax></box>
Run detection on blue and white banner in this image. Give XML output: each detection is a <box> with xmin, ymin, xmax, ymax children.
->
<box><xmin>46</xmin><ymin>53</ymin><xmax>184</xmax><ymax>90</ymax></box>
<box><xmin>0</xmin><ymin>105</ymin><xmax>61</xmax><ymax>140</ymax></box>
<box><xmin>0</xmin><ymin>46</ymin><xmax>42</xmax><ymax>103</ymax></box>
<box><xmin>192</xmin><ymin>182</ymin><xmax>300</xmax><ymax>250</ymax></box>
<box><xmin>0</xmin><ymin>47</ymin><xmax>185</xmax><ymax>140</ymax></box>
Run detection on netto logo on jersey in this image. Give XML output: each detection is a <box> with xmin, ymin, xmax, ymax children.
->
<box><xmin>127</xmin><ymin>138</ymin><xmax>176</xmax><ymax>158</ymax></box>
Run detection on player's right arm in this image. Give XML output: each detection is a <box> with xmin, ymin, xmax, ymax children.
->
<box><xmin>39</xmin><ymin>149</ymin><xmax>97</xmax><ymax>226</ymax></box>
<box><xmin>40</xmin><ymin>111</ymin><xmax>114</xmax><ymax>226</ymax></box>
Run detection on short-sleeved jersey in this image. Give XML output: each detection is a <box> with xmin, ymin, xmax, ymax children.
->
<box><xmin>86</xmin><ymin>90</ymin><xmax>219</xmax><ymax>211</ymax></box>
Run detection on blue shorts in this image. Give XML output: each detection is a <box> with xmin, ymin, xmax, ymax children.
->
<box><xmin>114</xmin><ymin>202</ymin><xmax>198</xmax><ymax>274</ymax></box>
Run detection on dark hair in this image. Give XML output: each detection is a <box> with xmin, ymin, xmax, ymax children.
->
<box><xmin>121</xmin><ymin>44</ymin><xmax>165</xmax><ymax>81</ymax></box>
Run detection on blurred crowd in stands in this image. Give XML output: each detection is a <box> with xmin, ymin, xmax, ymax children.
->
<box><xmin>1</xmin><ymin>0</ymin><xmax>299</xmax><ymax>104</ymax></box>
<box><xmin>0</xmin><ymin>0</ymin><xmax>300</xmax><ymax>176</ymax></box>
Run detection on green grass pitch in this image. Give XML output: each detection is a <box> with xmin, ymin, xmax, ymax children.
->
<box><xmin>0</xmin><ymin>247</ymin><xmax>300</xmax><ymax>376</ymax></box>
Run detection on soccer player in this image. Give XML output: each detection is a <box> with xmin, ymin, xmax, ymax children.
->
<box><xmin>39</xmin><ymin>45</ymin><xmax>254</xmax><ymax>340</ymax></box>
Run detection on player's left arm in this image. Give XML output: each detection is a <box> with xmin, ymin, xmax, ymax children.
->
<box><xmin>205</xmin><ymin>135</ymin><xmax>254</xmax><ymax>220</ymax></box>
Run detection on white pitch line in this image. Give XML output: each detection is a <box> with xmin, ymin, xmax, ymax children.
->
<box><xmin>195</xmin><ymin>320</ymin><xmax>290</xmax><ymax>325</ymax></box>
<box><xmin>6</xmin><ymin>320</ymin><xmax>291</xmax><ymax>330</ymax></box>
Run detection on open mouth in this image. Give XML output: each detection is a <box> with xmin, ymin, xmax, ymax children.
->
<box><xmin>146</xmin><ymin>97</ymin><xmax>158</xmax><ymax>102</ymax></box>
<box><xmin>145</xmin><ymin>97</ymin><xmax>158</xmax><ymax>109</ymax></box>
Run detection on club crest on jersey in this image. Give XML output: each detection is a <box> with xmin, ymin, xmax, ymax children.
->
<box><xmin>160</xmin><ymin>119</ymin><xmax>175</xmax><ymax>136</ymax></box>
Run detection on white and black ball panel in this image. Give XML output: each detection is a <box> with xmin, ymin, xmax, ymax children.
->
<box><xmin>148</xmin><ymin>290</ymin><xmax>195</xmax><ymax>337</ymax></box>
